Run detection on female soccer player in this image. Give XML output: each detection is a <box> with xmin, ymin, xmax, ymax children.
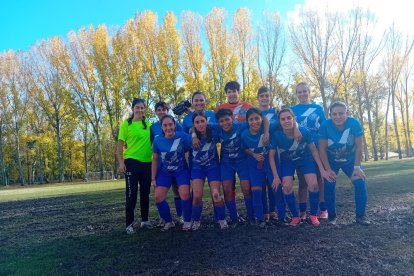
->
<box><xmin>117</xmin><ymin>98</ymin><xmax>153</xmax><ymax>234</ymax></box>
<box><xmin>318</xmin><ymin>101</ymin><xmax>369</xmax><ymax>225</ymax></box>
<box><xmin>270</xmin><ymin>108</ymin><xmax>329</xmax><ymax>227</ymax></box>
<box><xmin>183</xmin><ymin>91</ymin><xmax>216</xmax><ymax>133</ymax></box>
<box><xmin>291</xmin><ymin>82</ymin><xmax>328</xmax><ymax>220</ymax></box>
<box><xmin>241</xmin><ymin>107</ymin><xmax>274</xmax><ymax>227</ymax></box>
<box><xmin>150</xmin><ymin>101</ymin><xmax>184</xmax><ymax>224</ymax></box>
<box><xmin>190</xmin><ymin>111</ymin><xmax>228</xmax><ymax>230</ymax></box>
<box><xmin>257</xmin><ymin>86</ymin><xmax>279</xmax><ymax>222</ymax></box>
<box><xmin>152</xmin><ymin>115</ymin><xmax>192</xmax><ymax>231</ymax></box>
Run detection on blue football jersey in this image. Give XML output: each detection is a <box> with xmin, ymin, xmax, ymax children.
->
<box><xmin>212</xmin><ymin>122</ymin><xmax>248</xmax><ymax>162</ymax></box>
<box><xmin>318</xmin><ymin>117</ymin><xmax>364</xmax><ymax>163</ymax></box>
<box><xmin>191</xmin><ymin>134</ymin><xmax>220</xmax><ymax>170</ymax></box>
<box><xmin>152</xmin><ymin>131</ymin><xmax>191</xmax><ymax>172</ymax></box>
<box><xmin>270</xmin><ymin>126</ymin><xmax>314</xmax><ymax>162</ymax></box>
<box><xmin>291</xmin><ymin>103</ymin><xmax>326</xmax><ymax>145</ymax></box>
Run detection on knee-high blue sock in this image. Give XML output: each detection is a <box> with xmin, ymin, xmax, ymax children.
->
<box><xmin>214</xmin><ymin>204</ymin><xmax>226</xmax><ymax>220</ymax></box>
<box><xmin>353</xmin><ymin>178</ymin><xmax>367</xmax><ymax>217</ymax></box>
<box><xmin>285</xmin><ymin>192</ymin><xmax>299</xmax><ymax>217</ymax></box>
<box><xmin>309</xmin><ymin>191</ymin><xmax>320</xmax><ymax>216</ymax></box>
<box><xmin>267</xmin><ymin>182</ymin><xmax>276</xmax><ymax>212</ymax></box>
<box><xmin>174</xmin><ymin>196</ymin><xmax>182</xmax><ymax>217</ymax></box>
<box><xmin>192</xmin><ymin>204</ymin><xmax>203</xmax><ymax>222</ymax></box>
<box><xmin>299</xmin><ymin>202</ymin><xmax>307</xmax><ymax>213</ymax></box>
<box><xmin>262</xmin><ymin>184</ymin><xmax>269</xmax><ymax>214</ymax></box>
<box><xmin>324</xmin><ymin>180</ymin><xmax>336</xmax><ymax>217</ymax></box>
<box><xmin>181</xmin><ymin>199</ymin><xmax>192</xmax><ymax>222</ymax></box>
<box><xmin>319</xmin><ymin>201</ymin><xmax>327</xmax><ymax>211</ymax></box>
<box><xmin>274</xmin><ymin>185</ymin><xmax>286</xmax><ymax>221</ymax></box>
<box><xmin>156</xmin><ymin>200</ymin><xmax>172</xmax><ymax>222</ymax></box>
<box><xmin>244</xmin><ymin>196</ymin><xmax>254</xmax><ymax>220</ymax></box>
<box><xmin>225</xmin><ymin>200</ymin><xmax>238</xmax><ymax>220</ymax></box>
<box><xmin>252</xmin><ymin>189</ymin><xmax>264</xmax><ymax>221</ymax></box>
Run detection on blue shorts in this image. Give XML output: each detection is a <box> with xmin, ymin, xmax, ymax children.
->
<box><xmin>281</xmin><ymin>157</ymin><xmax>316</xmax><ymax>178</ymax></box>
<box><xmin>191</xmin><ymin>166</ymin><xmax>221</xmax><ymax>183</ymax></box>
<box><xmin>220</xmin><ymin>159</ymin><xmax>249</xmax><ymax>182</ymax></box>
<box><xmin>156</xmin><ymin>169</ymin><xmax>190</xmax><ymax>188</ymax></box>
<box><xmin>247</xmin><ymin>159</ymin><xmax>274</xmax><ymax>187</ymax></box>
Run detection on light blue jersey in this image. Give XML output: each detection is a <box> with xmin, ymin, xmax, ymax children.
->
<box><xmin>261</xmin><ymin>108</ymin><xmax>279</xmax><ymax>125</ymax></box>
<box><xmin>241</xmin><ymin>126</ymin><xmax>270</xmax><ymax>168</ymax></box>
<box><xmin>212</xmin><ymin>122</ymin><xmax>248</xmax><ymax>163</ymax></box>
<box><xmin>291</xmin><ymin>103</ymin><xmax>326</xmax><ymax>145</ymax></box>
<box><xmin>191</xmin><ymin>134</ymin><xmax>220</xmax><ymax>170</ymax></box>
<box><xmin>318</xmin><ymin>117</ymin><xmax>364</xmax><ymax>164</ymax></box>
<box><xmin>150</xmin><ymin>121</ymin><xmax>183</xmax><ymax>142</ymax></box>
<box><xmin>152</xmin><ymin>131</ymin><xmax>191</xmax><ymax>172</ymax></box>
<box><xmin>182</xmin><ymin>110</ymin><xmax>216</xmax><ymax>133</ymax></box>
<box><xmin>271</xmin><ymin>126</ymin><xmax>314</xmax><ymax>162</ymax></box>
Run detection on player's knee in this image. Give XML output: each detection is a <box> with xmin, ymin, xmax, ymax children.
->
<box><xmin>307</xmin><ymin>182</ymin><xmax>319</xmax><ymax>192</ymax></box>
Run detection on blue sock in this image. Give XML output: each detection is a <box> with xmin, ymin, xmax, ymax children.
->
<box><xmin>174</xmin><ymin>197</ymin><xmax>182</xmax><ymax>217</ymax></box>
<box><xmin>244</xmin><ymin>197</ymin><xmax>254</xmax><ymax>221</ymax></box>
<box><xmin>324</xmin><ymin>180</ymin><xmax>337</xmax><ymax>218</ymax></box>
<box><xmin>285</xmin><ymin>192</ymin><xmax>299</xmax><ymax>217</ymax></box>
<box><xmin>299</xmin><ymin>202</ymin><xmax>307</xmax><ymax>213</ymax></box>
<box><xmin>252</xmin><ymin>190</ymin><xmax>264</xmax><ymax>221</ymax></box>
<box><xmin>309</xmin><ymin>191</ymin><xmax>320</xmax><ymax>216</ymax></box>
<box><xmin>192</xmin><ymin>204</ymin><xmax>203</xmax><ymax>221</ymax></box>
<box><xmin>181</xmin><ymin>199</ymin><xmax>192</xmax><ymax>222</ymax></box>
<box><xmin>274</xmin><ymin>185</ymin><xmax>286</xmax><ymax>221</ymax></box>
<box><xmin>262</xmin><ymin>184</ymin><xmax>269</xmax><ymax>214</ymax></box>
<box><xmin>156</xmin><ymin>200</ymin><xmax>172</xmax><ymax>222</ymax></box>
<box><xmin>214</xmin><ymin>204</ymin><xmax>226</xmax><ymax>221</ymax></box>
<box><xmin>353</xmin><ymin>178</ymin><xmax>367</xmax><ymax>217</ymax></box>
<box><xmin>225</xmin><ymin>200</ymin><xmax>238</xmax><ymax>220</ymax></box>
<box><xmin>319</xmin><ymin>201</ymin><xmax>327</xmax><ymax>211</ymax></box>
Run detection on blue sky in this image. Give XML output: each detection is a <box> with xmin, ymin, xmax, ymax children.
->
<box><xmin>0</xmin><ymin>0</ymin><xmax>303</xmax><ymax>52</ymax></box>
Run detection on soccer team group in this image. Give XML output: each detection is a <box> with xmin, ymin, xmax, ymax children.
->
<box><xmin>116</xmin><ymin>81</ymin><xmax>370</xmax><ymax>234</ymax></box>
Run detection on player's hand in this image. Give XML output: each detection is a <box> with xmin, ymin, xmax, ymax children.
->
<box><xmin>118</xmin><ymin>162</ymin><xmax>126</xmax><ymax>173</ymax></box>
<box><xmin>151</xmin><ymin>179</ymin><xmax>156</xmax><ymax>192</ymax></box>
<box><xmin>293</xmin><ymin>127</ymin><xmax>302</xmax><ymax>142</ymax></box>
<box><xmin>322</xmin><ymin>170</ymin><xmax>335</xmax><ymax>183</ymax></box>
<box><xmin>352</xmin><ymin>167</ymin><xmax>366</xmax><ymax>180</ymax></box>
<box><xmin>254</xmin><ymin>153</ymin><xmax>265</xmax><ymax>162</ymax></box>
<box><xmin>192</xmin><ymin>137</ymin><xmax>201</xmax><ymax>148</ymax></box>
<box><xmin>262</xmin><ymin>133</ymin><xmax>269</xmax><ymax>145</ymax></box>
<box><xmin>271</xmin><ymin>177</ymin><xmax>281</xmax><ymax>190</ymax></box>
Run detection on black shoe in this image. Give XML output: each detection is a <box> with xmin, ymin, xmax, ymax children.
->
<box><xmin>257</xmin><ymin>221</ymin><xmax>267</xmax><ymax>228</ymax></box>
<box><xmin>237</xmin><ymin>216</ymin><xmax>247</xmax><ymax>225</ymax></box>
<box><xmin>356</xmin><ymin>216</ymin><xmax>370</xmax><ymax>226</ymax></box>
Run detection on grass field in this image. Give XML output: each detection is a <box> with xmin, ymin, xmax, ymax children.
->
<box><xmin>1</xmin><ymin>158</ymin><xmax>414</xmax><ymax>275</ymax></box>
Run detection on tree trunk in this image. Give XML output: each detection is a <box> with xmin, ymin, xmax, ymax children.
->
<box><xmin>14</xmin><ymin>125</ymin><xmax>25</xmax><ymax>185</ymax></box>
<box><xmin>95</xmin><ymin>129</ymin><xmax>104</xmax><ymax>180</ymax></box>
<box><xmin>385</xmin><ymin>90</ymin><xmax>391</xmax><ymax>160</ymax></box>
<box><xmin>404</xmin><ymin>80</ymin><xmax>413</xmax><ymax>156</ymax></box>
<box><xmin>0</xmin><ymin>126</ymin><xmax>6</xmax><ymax>186</ymax></box>
<box><xmin>56</xmin><ymin>117</ymin><xmax>65</xmax><ymax>183</ymax></box>
<box><xmin>366</xmin><ymin>105</ymin><xmax>378</xmax><ymax>161</ymax></box>
<box><xmin>83</xmin><ymin>125</ymin><xmax>88</xmax><ymax>180</ymax></box>
<box><xmin>400</xmin><ymin>103</ymin><xmax>410</xmax><ymax>157</ymax></box>
<box><xmin>391</xmin><ymin>89</ymin><xmax>403</xmax><ymax>159</ymax></box>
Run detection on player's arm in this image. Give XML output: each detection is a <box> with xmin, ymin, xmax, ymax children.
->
<box><xmin>269</xmin><ymin>149</ymin><xmax>281</xmax><ymax>189</ymax></box>
<box><xmin>117</xmin><ymin>140</ymin><xmax>126</xmax><ymax>173</ymax></box>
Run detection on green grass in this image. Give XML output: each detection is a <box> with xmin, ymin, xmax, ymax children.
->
<box><xmin>0</xmin><ymin>158</ymin><xmax>413</xmax><ymax>275</ymax></box>
<box><xmin>0</xmin><ymin>180</ymin><xmax>124</xmax><ymax>202</ymax></box>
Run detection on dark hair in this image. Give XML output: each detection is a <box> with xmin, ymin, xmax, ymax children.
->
<box><xmin>191</xmin><ymin>90</ymin><xmax>207</xmax><ymax>102</ymax></box>
<box><xmin>160</xmin><ymin>114</ymin><xmax>176</xmax><ymax>136</ymax></box>
<box><xmin>246</xmin><ymin>107</ymin><xmax>264</xmax><ymax>123</ymax></box>
<box><xmin>155</xmin><ymin>101</ymin><xmax>169</xmax><ymax>111</ymax></box>
<box><xmin>192</xmin><ymin>111</ymin><xmax>212</xmax><ymax>142</ymax></box>
<box><xmin>128</xmin><ymin>98</ymin><xmax>147</xmax><ymax>129</ymax></box>
<box><xmin>329</xmin><ymin>101</ymin><xmax>347</xmax><ymax>113</ymax></box>
<box><xmin>257</xmin><ymin>86</ymin><xmax>269</xmax><ymax>95</ymax></box>
<box><xmin>277</xmin><ymin>107</ymin><xmax>295</xmax><ymax>119</ymax></box>
<box><xmin>224</xmin><ymin>81</ymin><xmax>240</xmax><ymax>92</ymax></box>
<box><xmin>215</xmin><ymin>108</ymin><xmax>233</xmax><ymax>121</ymax></box>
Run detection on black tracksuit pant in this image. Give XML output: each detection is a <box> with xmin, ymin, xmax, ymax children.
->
<box><xmin>125</xmin><ymin>158</ymin><xmax>151</xmax><ymax>227</ymax></box>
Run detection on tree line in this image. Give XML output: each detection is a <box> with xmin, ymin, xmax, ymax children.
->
<box><xmin>0</xmin><ymin>6</ymin><xmax>413</xmax><ymax>185</ymax></box>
